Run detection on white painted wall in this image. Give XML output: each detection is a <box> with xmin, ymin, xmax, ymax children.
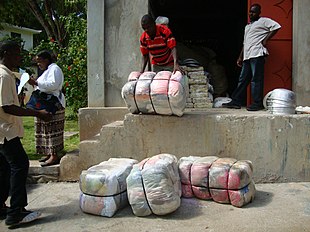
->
<box><xmin>0</xmin><ymin>24</ymin><xmax>41</xmax><ymax>50</ymax></box>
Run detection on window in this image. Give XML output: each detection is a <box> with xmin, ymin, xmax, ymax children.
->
<box><xmin>11</xmin><ymin>32</ymin><xmax>21</xmax><ymax>38</ymax></box>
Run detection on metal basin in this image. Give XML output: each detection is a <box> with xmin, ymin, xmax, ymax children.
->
<box><xmin>263</xmin><ymin>88</ymin><xmax>296</xmax><ymax>115</ymax></box>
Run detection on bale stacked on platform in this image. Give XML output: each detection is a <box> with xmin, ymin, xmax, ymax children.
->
<box><xmin>121</xmin><ymin>71</ymin><xmax>187</xmax><ymax>116</ymax></box>
<box><xmin>79</xmin><ymin>158</ymin><xmax>138</xmax><ymax>217</ymax></box>
<box><xmin>126</xmin><ymin>154</ymin><xmax>182</xmax><ymax>216</ymax></box>
<box><xmin>181</xmin><ymin>66</ymin><xmax>213</xmax><ymax>110</ymax></box>
<box><xmin>178</xmin><ymin>156</ymin><xmax>255</xmax><ymax>207</ymax></box>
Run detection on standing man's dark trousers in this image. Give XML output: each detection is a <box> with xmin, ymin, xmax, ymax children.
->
<box><xmin>0</xmin><ymin>137</ymin><xmax>29</xmax><ymax>217</ymax></box>
<box><xmin>231</xmin><ymin>56</ymin><xmax>265</xmax><ymax>107</ymax></box>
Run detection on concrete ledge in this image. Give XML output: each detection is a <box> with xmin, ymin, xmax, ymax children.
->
<box><xmin>79</xmin><ymin>106</ymin><xmax>128</xmax><ymax>141</ymax></box>
<box><xmin>28</xmin><ymin>160</ymin><xmax>59</xmax><ymax>183</ymax></box>
<box><xmin>77</xmin><ymin>108</ymin><xmax>310</xmax><ymax>183</ymax></box>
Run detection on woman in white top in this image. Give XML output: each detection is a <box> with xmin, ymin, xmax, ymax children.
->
<box><xmin>28</xmin><ymin>50</ymin><xmax>65</xmax><ymax>167</ymax></box>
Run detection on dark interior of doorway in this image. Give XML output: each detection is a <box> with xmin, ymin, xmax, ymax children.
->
<box><xmin>149</xmin><ymin>0</ymin><xmax>247</xmax><ymax>99</ymax></box>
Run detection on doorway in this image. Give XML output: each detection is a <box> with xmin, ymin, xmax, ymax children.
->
<box><xmin>149</xmin><ymin>0</ymin><xmax>248</xmax><ymax>97</ymax></box>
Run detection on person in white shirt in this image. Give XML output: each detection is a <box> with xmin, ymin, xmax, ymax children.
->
<box><xmin>223</xmin><ymin>3</ymin><xmax>281</xmax><ymax>111</ymax></box>
<box><xmin>28</xmin><ymin>50</ymin><xmax>65</xmax><ymax>166</ymax></box>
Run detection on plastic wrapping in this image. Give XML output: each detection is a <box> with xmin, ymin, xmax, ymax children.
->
<box><xmin>126</xmin><ymin>154</ymin><xmax>181</xmax><ymax>216</ymax></box>
<box><xmin>79</xmin><ymin>158</ymin><xmax>138</xmax><ymax>217</ymax></box>
<box><xmin>121</xmin><ymin>71</ymin><xmax>187</xmax><ymax>116</ymax></box>
<box><xmin>121</xmin><ymin>72</ymin><xmax>141</xmax><ymax>113</ymax></box>
<box><xmin>150</xmin><ymin>71</ymin><xmax>172</xmax><ymax>115</ymax></box>
<box><xmin>178</xmin><ymin>156</ymin><xmax>255</xmax><ymax>207</ymax></box>
<box><xmin>135</xmin><ymin>72</ymin><xmax>156</xmax><ymax>114</ymax></box>
<box><xmin>169</xmin><ymin>71</ymin><xmax>188</xmax><ymax>116</ymax></box>
<box><xmin>79</xmin><ymin>191</ymin><xmax>128</xmax><ymax>217</ymax></box>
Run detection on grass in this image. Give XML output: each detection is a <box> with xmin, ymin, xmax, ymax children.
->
<box><xmin>21</xmin><ymin>112</ymin><xmax>80</xmax><ymax>160</ymax></box>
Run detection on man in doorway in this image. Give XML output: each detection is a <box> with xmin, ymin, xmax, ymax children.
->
<box><xmin>0</xmin><ymin>40</ymin><xmax>51</xmax><ymax>227</ymax></box>
<box><xmin>223</xmin><ymin>3</ymin><xmax>281</xmax><ymax>111</ymax></box>
<box><xmin>139</xmin><ymin>14</ymin><xmax>181</xmax><ymax>74</ymax></box>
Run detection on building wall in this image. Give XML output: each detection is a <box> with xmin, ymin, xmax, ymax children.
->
<box><xmin>0</xmin><ymin>26</ymin><xmax>37</xmax><ymax>50</ymax></box>
<box><xmin>87</xmin><ymin>0</ymin><xmax>147</xmax><ymax>107</ymax></box>
<box><xmin>293</xmin><ymin>0</ymin><xmax>310</xmax><ymax>106</ymax></box>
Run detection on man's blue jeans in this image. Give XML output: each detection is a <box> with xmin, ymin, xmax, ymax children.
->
<box><xmin>0</xmin><ymin>137</ymin><xmax>29</xmax><ymax>215</ymax></box>
<box><xmin>231</xmin><ymin>56</ymin><xmax>265</xmax><ymax>106</ymax></box>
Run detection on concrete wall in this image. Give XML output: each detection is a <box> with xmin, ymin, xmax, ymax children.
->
<box><xmin>87</xmin><ymin>0</ymin><xmax>147</xmax><ymax>107</ymax></box>
<box><xmin>79</xmin><ymin>107</ymin><xmax>128</xmax><ymax>141</ymax></box>
<box><xmin>293</xmin><ymin>0</ymin><xmax>310</xmax><ymax>106</ymax></box>
<box><xmin>76</xmin><ymin>111</ymin><xmax>310</xmax><ymax>183</ymax></box>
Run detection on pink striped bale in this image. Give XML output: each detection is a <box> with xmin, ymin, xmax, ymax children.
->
<box><xmin>135</xmin><ymin>71</ymin><xmax>156</xmax><ymax>113</ymax></box>
<box><xmin>150</xmin><ymin>71</ymin><xmax>172</xmax><ymax>115</ymax></box>
<box><xmin>169</xmin><ymin>71</ymin><xmax>187</xmax><ymax>116</ymax></box>
<box><xmin>178</xmin><ymin>156</ymin><xmax>255</xmax><ymax>207</ymax></box>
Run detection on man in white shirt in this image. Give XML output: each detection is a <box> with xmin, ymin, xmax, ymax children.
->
<box><xmin>223</xmin><ymin>3</ymin><xmax>281</xmax><ymax>111</ymax></box>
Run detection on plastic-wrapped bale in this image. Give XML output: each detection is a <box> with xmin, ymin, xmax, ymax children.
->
<box><xmin>135</xmin><ymin>71</ymin><xmax>156</xmax><ymax>114</ymax></box>
<box><xmin>126</xmin><ymin>153</ymin><xmax>181</xmax><ymax>216</ymax></box>
<box><xmin>79</xmin><ymin>192</ymin><xmax>128</xmax><ymax>218</ymax></box>
<box><xmin>121</xmin><ymin>71</ymin><xmax>187</xmax><ymax>116</ymax></box>
<box><xmin>121</xmin><ymin>72</ymin><xmax>141</xmax><ymax>114</ymax></box>
<box><xmin>79</xmin><ymin>158</ymin><xmax>138</xmax><ymax>217</ymax></box>
<box><xmin>209</xmin><ymin>158</ymin><xmax>255</xmax><ymax>207</ymax></box>
<box><xmin>150</xmin><ymin>71</ymin><xmax>173</xmax><ymax>115</ymax></box>
<box><xmin>178</xmin><ymin>156</ymin><xmax>255</xmax><ymax>207</ymax></box>
<box><xmin>178</xmin><ymin>156</ymin><xmax>219</xmax><ymax>199</ymax></box>
<box><xmin>178</xmin><ymin>156</ymin><xmax>202</xmax><ymax>198</ymax></box>
<box><xmin>209</xmin><ymin>158</ymin><xmax>238</xmax><ymax>203</ymax></box>
<box><xmin>229</xmin><ymin>180</ymin><xmax>256</xmax><ymax>207</ymax></box>
<box><xmin>169</xmin><ymin>71</ymin><xmax>188</xmax><ymax>116</ymax></box>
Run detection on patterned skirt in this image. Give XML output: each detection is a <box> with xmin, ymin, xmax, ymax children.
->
<box><xmin>35</xmin><ymin>109</ymin><xmax>65</xmax><ymax>156</ymax></box>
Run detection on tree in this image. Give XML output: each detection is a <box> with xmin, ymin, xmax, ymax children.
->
<box><xmin>0</xmin><ymin>0</ymin><xmax>87</xmax><ymax>47</ymax></box>
<box><xmin>0</xmin><ymin>0</ymin><xmax>39</xmax><ymax>29</ymax></box>
<box><xmin>0</xmin><ymin>0</ymin><xmax>88</xmax><ymax>118</ymax></box>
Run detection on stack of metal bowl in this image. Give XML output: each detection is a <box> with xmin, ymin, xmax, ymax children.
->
<box><xmin>263</xmin><ymin>88</ymin><xmax>296</xmax><ymax>115</ymax></box>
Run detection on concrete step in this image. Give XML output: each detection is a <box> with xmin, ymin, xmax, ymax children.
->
<box><xmin>28</xmin><ymin>160</ymin><xmax>60</xmax><ymax>183</ymax></box>
<box><xmin>28</xmin><ymin>149</ymin><xmax>80</xmax><ymax>183</ymax></box>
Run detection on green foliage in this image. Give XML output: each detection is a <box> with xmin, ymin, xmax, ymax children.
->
<box><xmin>1</xmin><ymin>0</ymin><xmax>88</xmax><ymax>119</ymax></box>
<box><xmin>60</xmin><ymin>13</ymin><xmax>88</xmax><ymax>118</ymax></box>
<box><xmin>0</xmin><ymin>0</ymin><xmax>40</xmax><ymax>29</ymax></box>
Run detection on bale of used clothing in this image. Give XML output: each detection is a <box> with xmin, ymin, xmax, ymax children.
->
<box><xmin>79</xmin><ymin>158</ymin><xmax>138</xmax><ymax>217</ymax></box>
<box><xmin>126</xmin><ymin>153</ymin><xmax>181</xmax><ymax>216</ymax></box>
<box><xmin>150</xmin><ymin>71</ymin><xmax>172</xmax><ymax>115</ymax></box>
<box><xmin>178</xmin><ymin>156</ymin><xmax>218</xmax><ymax>199</ymax></box>
<box><xmin>178</xmin><ymin>156</ymin><xmax>255</xmax><ymax>207</ymax></box>
<box><xmin>120</xmin><ymin>71</ymin><xmax>141</xmax><ymax>114</ymax></box>
<box><xmin>135</xmin><ymin>71</ymin><xmax>156</xmax><ymax>114</ymax></box>
<box><xmin>121</xmin><ymin>71</ymin><xmax>187</xmax><ymax>116</ymax></box>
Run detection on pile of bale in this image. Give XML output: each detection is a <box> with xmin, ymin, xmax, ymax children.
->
<box><xmin>79</xmin><ymin>154</ymin><xmax>256</xmax><ymax>218</ymax></box>
<box><xmin>181</xmin><ymin>65</ymin><xmax>213</xmax><ymax>110</ymax></box>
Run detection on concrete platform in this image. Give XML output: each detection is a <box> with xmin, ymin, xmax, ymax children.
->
<box><xmin>1</xmin><ymin>181</ymin><xmax>310</xmax><ymax>232</ymax></box>
<box><xmin>28</xmin><ymin>160</ymin><xmax>60</xmax><ymax>183</ymax></box>
<box><xmin>73</xmin><ymin>108</ymin><xmax>310</xmax><ymax>183</ymax></box>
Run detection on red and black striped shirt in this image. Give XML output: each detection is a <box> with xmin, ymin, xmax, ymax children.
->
<box><xmin>140</xmin><ymin>25</ymin><xmax>176</xmax><ymax>66</ymax></box>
